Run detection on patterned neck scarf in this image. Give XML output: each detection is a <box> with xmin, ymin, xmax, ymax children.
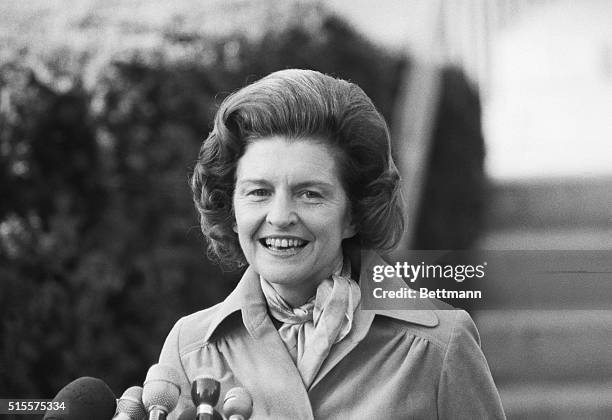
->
<box><xmin>260</xmin><ymin>259</ymin><xmax>361</xmax><ymax>388</ymax></box>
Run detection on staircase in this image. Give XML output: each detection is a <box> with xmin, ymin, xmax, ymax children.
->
<box><xmin>474</xmin><ymin>177</ymin><xmax>612</xmax><ymax>419</ymax></box>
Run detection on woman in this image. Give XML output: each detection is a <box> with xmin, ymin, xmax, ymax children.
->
<box><xmin>159</xmin><ymin>69</ymin><xmax>506</xmax><ymax>419</ymax></box>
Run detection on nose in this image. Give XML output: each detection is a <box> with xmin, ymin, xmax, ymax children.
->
<box><xmin>266</xmin><ymin>193</ymin><xmax>298</xmax><ymax>228</ymax></box>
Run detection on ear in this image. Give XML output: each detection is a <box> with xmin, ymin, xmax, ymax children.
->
<box><xmin>342</xmin><ymin>223</ymin><xmax>357</xmax><ymax>239</ymax></box>
<box><xmin>341</xmin><ymin>214</ymin><xmax>357</xmax><ymax>239</ymax></box>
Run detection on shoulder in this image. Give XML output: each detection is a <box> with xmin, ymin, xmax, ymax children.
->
<box><xmin>373</xmin><ymin>307</ymin><xmax>480</xmax><ymax>353</ymax></box>
<box><xmin>179</xmin><ymin>302</ymin><xmax>224</xmax><ymax>332</ymax></box>
<box><xmin>434</xmin><ymin>308</ymin><xmax>481</xmax><ymax>350</ymax></box>
<box><xmin>162</xmin><ymin>302</ymin><xmax>227</xmax><ymax>356</ymax></box>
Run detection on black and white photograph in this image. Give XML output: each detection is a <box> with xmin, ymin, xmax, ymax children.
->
<box><xmin>1</xmin><ymin>1</ymin><xmax>611</xmax><ymax>419</ymax></box>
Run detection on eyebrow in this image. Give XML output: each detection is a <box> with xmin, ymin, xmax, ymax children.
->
<box><xmin>236</xmin><ymin>179</ymin><xmax>335</xmax><ymax>189</ymax></box>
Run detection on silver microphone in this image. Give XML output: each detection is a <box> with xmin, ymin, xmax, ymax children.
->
<box><xmin>113</xmin><ymin>386</ymin><xmax>146</xmax><ymax>420</ymax></box>
<box><xmin>222</xmin><ymin>387</ymin><xmax>253</xmax><ymax>420</ymax></box>
<box><xmin>142</xmin><ymin>364</ymin><xmax>181</xmax><ymax>420</ymax></box>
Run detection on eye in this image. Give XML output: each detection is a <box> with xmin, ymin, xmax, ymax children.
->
<box><xmin>249</xmin><ymin>188</ymin><xmax>270</xmax><ymax>197</ymax></box>
<box><xmin>300</xmin><ymin>190</ymin><xmax>323</xmax><ymax>199</ymax></box>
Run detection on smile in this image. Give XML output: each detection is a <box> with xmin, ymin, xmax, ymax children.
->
<box><xmin>259</xmin><ymin>237</ymin><xmax>308</xmax><ymax>253</ymax></box>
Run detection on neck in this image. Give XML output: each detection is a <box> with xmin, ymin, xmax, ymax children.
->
<box><xmin>272</xmin><ymin>282</ymin><xmax>318</xmax><ymax>307</ymax></box>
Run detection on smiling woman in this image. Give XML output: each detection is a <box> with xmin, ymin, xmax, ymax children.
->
<box><xmin>158</xmin><ymin>69</ymin><xmax>506</xmax><ymax>419</ymax></box>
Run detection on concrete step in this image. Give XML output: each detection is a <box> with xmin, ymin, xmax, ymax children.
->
<box><xmin>474</xmin><ymin>310</ymin><xmax>612</xmax><ymax>384</ymax></box>
<box><xmin>498</xmin><ymin>381</ymin><xmax>612</xmax><ymax>420</ymax></box>
<box><xmin>467</xmin><ymin>248</ymin><xmax>612</xmax><ymax>310</ymax></box>
<box><xmin>478</xmin><ymin>227</ymin><xmax>612</xmax><ymax>250</ymax></box>
<box><xmin>484</xmin><ymin>177</ymin><xmax>612</xmax><ymax>230</ymax></box>
<box><xmin>474</xmin><ymin>226</ymin><xmax>612</xmax><ymax>309</ymax></box>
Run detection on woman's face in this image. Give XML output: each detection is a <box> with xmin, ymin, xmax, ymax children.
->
<box><xmin>233</xmin><ymin>136</ymin><xmax>356</xmax><ymax>305</ymax></box>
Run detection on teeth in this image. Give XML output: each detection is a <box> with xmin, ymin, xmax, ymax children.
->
<box><xmin>264</xmin><ymin>238</ymin><xmax>305</xmax><ymax>248</ymax></box>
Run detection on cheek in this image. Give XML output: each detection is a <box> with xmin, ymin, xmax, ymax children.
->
<box><xmin>310</xmin><ymin>208</ymin><xmax>351</xmax><ymax>240</ymax></box>
<box><xmin>330</xmin><ymin>202</ymin><xmax>354</xmax><ymax>238</ymax></box>
<box><xmin>233</xmin><ymin>202</ymin><xmax>261</xmax><ymax>237</ymax></box>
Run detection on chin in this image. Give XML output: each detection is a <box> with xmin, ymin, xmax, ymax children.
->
<box><xmin>258</xmin><ymin>266</ymin><xmax>304</xmax><ymax>285</ymax></box>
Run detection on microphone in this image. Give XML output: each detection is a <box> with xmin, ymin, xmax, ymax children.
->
<box><xmin>43</xmin><ymin>376</ymin><xmax>116</xmax><ymax>420</ymax></box>
<box><xmin>142</xmin><ymin>364</ymin><xmax>182</xmax><ymax>420</ymax></box>
<box><xmin>222</xmin><ymin>387</ymin><xmax>253</xmax><ymax>420</ymax></box>
<box><xmin>190</xmin><ymin>375</ymin><xmax>220</xmax><ymax>420</ymax></box>
<box><xmin>176</xmin><ymin>406</ymin><xmax>223</xmax><ymax>420</ymax></box>
<box><xmin>113</xmin><ymin>386</ymin><xmax>146</xmax><ymax>420</ymax></box>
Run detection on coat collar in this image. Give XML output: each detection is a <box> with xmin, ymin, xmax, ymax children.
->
<box><xmin>358</xmin><ymin>250</ymin><xmax>439</xmax><ymax>327</ymax></box>
<box><xmin>203</xmin><ymin>249</ymin><xmax>438</xmax><ymax>343</ymax></box>
<box><xmin>203</xmin><ymin>265</ymin><xmax>265</xmax><ymax>343</ymax></box>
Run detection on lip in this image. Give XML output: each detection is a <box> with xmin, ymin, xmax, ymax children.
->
<box><xmin>258</xmin><ymin>240</ymin><xmax>308</xmax><ymax>257</ymax></box>
<box><xmin>258</xmin><ymin>234</ymin><xmax>309</xmax><ymax>241</ymax></box>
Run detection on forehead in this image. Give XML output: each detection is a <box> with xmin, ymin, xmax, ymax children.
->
<box><xmin>235</xmin><ymin>136</ymin><xmax>341</xmax><ymax>183</ymax></box>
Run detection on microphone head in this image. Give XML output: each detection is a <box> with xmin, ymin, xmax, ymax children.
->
<box><xmin>115</xmin><ymin>386</ymin><xmax>146</xmax><ymax>420</ymax></box>
<box><xmin>190</xmin><ymin>375</ymin><xmax>220</xmax><ymax>408</ymax></box>
<box><xmin>142</xmin><ymin>364</ymin><xmax>181</xmax><ymax>414</ymax></box>
<box><xmin>222</xmin><ymin>387</ymin><xmax>253</xmax><ymax>419</ymax></box>
<box><xmin>43</xmin><ymin>376</ymin><xmax>116</xmax><ymax>420</ymax></box>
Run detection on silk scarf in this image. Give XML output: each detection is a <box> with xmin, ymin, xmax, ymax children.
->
<box><xmin>260</xmin><ymin>259</ymin><xmax>361</xmax><ymax>388</ymax></box>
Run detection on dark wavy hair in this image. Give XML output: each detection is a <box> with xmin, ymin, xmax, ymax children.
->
<box><xmin>191</xmin><ymin>69</ymin><xmax>404</xmax><ymax>269</ymax></box>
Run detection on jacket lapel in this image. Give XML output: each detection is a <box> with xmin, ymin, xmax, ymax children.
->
<box><xmin>248</xmin><ymin>314</ymin><xmax>315</xmax><ymax>419</ymax></box>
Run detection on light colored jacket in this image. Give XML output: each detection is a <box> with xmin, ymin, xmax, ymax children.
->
<box><xmin>158</xmin><ymin>251</ymin><xmax>506</xmax><ymax>419</ymax></box>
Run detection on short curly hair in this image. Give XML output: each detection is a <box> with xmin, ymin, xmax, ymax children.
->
<box><xmin>191</xmin><ymin>69</ymin><xmax>404</xmax><ymax>269</ymax></box>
